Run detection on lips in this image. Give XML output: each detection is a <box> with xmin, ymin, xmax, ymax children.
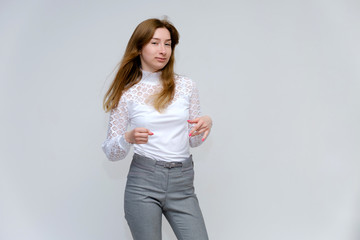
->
<box><xmin>156</xmin><ymin>57</ymin><xmax>167</xmax><ymax>62</ymax></box>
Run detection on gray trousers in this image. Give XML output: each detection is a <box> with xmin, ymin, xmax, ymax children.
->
<box><xmin>124</xmin><ymin>154</ymin><xmax>209</xmax><ymax>240</ymax></box>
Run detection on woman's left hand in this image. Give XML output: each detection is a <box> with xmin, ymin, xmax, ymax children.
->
<box><xmin>188</xmin><ymin>115</ymin><xmax>213</xmax><ymax>141</ymax></box>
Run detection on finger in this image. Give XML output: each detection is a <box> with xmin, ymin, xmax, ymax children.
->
<box><xmin>189</xmin><ymin>120</ymin><xmax>205</xmax><ymax>136</ymax></box>
<box><xmin>136</xmin><ymin>135</ymin><xmax>149</xmax><ymax>140</ymax></box>
<box><xmin>189</xmin><ymin>126</ymin><xmax>200</xmax><ymax>137</ymax></box>
<box><xmin>135</xmin><ymin>127</ymin><xmax>150</xmax><ymax>133</ymax></box>
<box><xmin>135</xmin><ymin>135</ymin><xmax>149</xmax><ymax>144</ymax></box>
<box><xmin>134</xmin><ymin>133</ymin><xmax>151</xmax><ymax>142</ymax></box>
<box><xmin>190</xmin><ymin>123</ymin><xmax>204</xmax><ymax>136</ymax></box>
<box><xmin>134</xmin><ymin>131</ymin><xmax>146</xmax><ymax>137</ymax></box>
<box><xmin>187</xmin><ymin>118</ymin><xmax>200</xmax><ymax>124</ymax></box>
<box><xmin>202</xmin><ymin>130</ymin><xmax>210</xmax><ymax>142</ymax></box>
<box><xmin>135</xmin><ymin>128</ymin><xmax>154</xmax><ymax>135</ymax></box>
<box><xmin>134</xmin><ymin>130</ymin><xmax>154</xmax><ymax>144</ymax></box>
<box><xmin>192</xmin><ymin>119</ymin><xmax>206</xmax><ymax>132</ymax></box>
<box><xmin>191</xmin><ymin>127</ymin><xmax>207</xmax><ymax>136</ymax></box>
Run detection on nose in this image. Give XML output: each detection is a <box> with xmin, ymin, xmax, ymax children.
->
<box><xmin>159</xmin><ymin>44</ymin><xmax>166</xmax><ymax>55</ymax></box>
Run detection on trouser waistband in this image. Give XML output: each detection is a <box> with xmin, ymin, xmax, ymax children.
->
<box><xmin>132</xmin><ymin>153</ymin><xmax>193</xmax><ymax>169</ymax></box>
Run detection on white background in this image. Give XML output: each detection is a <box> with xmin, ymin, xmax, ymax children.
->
<box><xmin>1</xmin><ymin>0</ymin><xmax>360</xmax><ymax>239</ymax></box>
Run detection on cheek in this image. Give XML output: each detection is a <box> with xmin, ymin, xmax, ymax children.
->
<box><xmin>142</xmin><ymin>45</ymin><xmax>154</xmax><ymax>56</ymax></box>
<box><xmin>142</xmin><ymin>52</ymin><xmax>154</xmax><ymax>63</ymax></box>
<box><xmin>144</xmin><ymin>49</ymin><xmax>152</xmax><ymax>57</ymax></box>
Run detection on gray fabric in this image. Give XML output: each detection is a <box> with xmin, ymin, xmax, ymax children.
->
<box><xmin>124</xmin><ymin>153</ymin><xmax>209</xmax><ymax>240</ymax></box>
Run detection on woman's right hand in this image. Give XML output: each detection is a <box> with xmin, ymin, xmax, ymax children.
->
<box><xmin>125</xmin><ymin>128</ymin><xmax>154</xmax><ymax>144</ymax></box>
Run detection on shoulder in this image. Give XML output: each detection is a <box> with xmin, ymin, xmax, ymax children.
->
<box><xmin>118</xmin><ymin>87</ymin><xmax>133</xmax><ymax>105</ymax></box>
<box><xmin>175</xmin><ymin>74</ymin><xmax>197</xmax><ymax>89</ymax></box>
<box><xmin>175</xmin><ymin>74</ymin><xmax>193</xmax><ymax>83</ymax></box>
<box><xmin>121</xmin><ymin>81</ymin><xmax>144</xmax><ymax>100</ymax></box>
<box><xmin>174</xmin><ymin>74</ymin><xmax>199</xmax><ymax>98</ymax></box>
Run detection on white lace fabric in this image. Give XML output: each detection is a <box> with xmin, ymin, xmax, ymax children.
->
<box><xmin>102</xmin><ymin>71</ymin><xmax>204</xmax><ymax>162</ymax></box>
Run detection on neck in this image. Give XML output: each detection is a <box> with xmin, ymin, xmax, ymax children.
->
<box><xmin>141</xmin><ymin>69</ymin><xmax>161</xmax><ymax>83</ymax></box>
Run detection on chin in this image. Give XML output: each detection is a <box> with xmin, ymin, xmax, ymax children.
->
<box><xmin>154</xmin><ymin>65</ymin><xmax>166</xmax><ymax>71</ymax></box>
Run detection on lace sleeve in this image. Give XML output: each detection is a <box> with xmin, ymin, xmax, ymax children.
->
<box><xmin>188</xmin><ymin>80</ymin><xmax>204</xmax><ymax>148</ymax></box>
<box><xmin>101</xmin><ymin>97</ymin><xmax>131</xmax><ymax>161</ymax></box>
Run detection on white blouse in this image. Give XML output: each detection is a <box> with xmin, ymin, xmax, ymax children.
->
<box><xmin>102</xmin><ymin>70</ymin><xmax>204</xmax><ymax>162</ymax></box>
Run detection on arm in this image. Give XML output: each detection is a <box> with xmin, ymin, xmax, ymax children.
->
<box><xmin>102</xmin><ymin>98</ymin><xmax>131</xmax><ymax>161</ymax></box>
<box><xmin>188</xmin><ymin>81</ymin><xmax>213</xmax><ymax>147</ymax></box>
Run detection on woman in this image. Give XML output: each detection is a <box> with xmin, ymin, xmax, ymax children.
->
<box><xmin>102</xmin><ymin>18</ymin><xmax>212</xmax><ymax>240</ymax></box>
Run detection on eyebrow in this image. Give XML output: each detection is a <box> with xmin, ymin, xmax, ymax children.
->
<box><xmin>151</xmin><ymin>38</ymin><xmax>172</xmax><ymax>42</ymax></box>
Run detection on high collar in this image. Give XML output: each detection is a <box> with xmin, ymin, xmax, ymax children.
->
<box><xmin>140</xmin><ymin>70</ymin><xmax>161</xmax><ymax>84</ymax></box>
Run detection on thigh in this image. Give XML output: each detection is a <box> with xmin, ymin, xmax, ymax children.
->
<box><xmin>125</xmin><ymin>189</ymin><xmax>163</xmax><ymax>240</ymax></box>
<box><xmin>164</xmin><ymin>194</ymin><xmax>208</xmax><ymax>240</ymax></box>
<box><xmin>124</xmin><ymin>159</ymin><xmax>163</xmax><ymax>240</ymax></box>
<box><xmin>163</xmin><ymin>165</ymin><xmax>209</xmax><ymax>240</ymax></box>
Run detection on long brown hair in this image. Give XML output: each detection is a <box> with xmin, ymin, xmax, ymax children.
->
<box><xmin>103</xmin><ymin>18</ymin><xmax>180</xmax><ymax>112</ymax></box>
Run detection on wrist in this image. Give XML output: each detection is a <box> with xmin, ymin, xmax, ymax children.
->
<box><xmin>124</xmin><ymin>131</ymin><xmax>134</xmax><ymax>144</ymax></box>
